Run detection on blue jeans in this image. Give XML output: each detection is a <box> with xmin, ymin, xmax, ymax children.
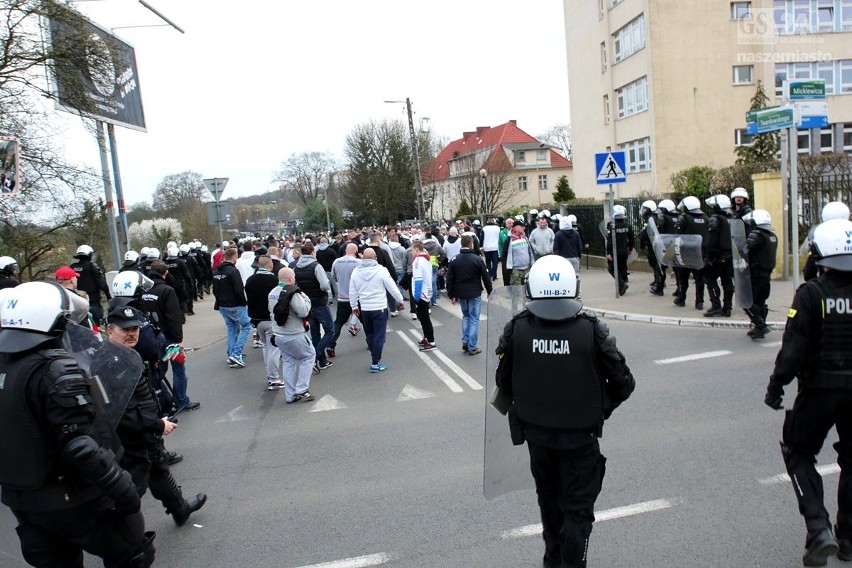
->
<box><xmin>170</xmin><ymin>359</ymin><xmax>189</xmax><ymax>407</ymax></box>
<box><xmin>361</xmin><ymin>309</ymin><xmax>389</xmax><ymax>365</ymax></box>
<box><xmin>220</xmin><ymin>306</ymin><xmax>252</xmax><ymax>358</ymax></box>
<box><xmin>484</xmin><ymin>250</ymin><xmax>499</xmax><ymax>280</ymax></box>
<box><xmin>309</xmin><ymin>305</ymin><xmax>334</xmax><ymax>365</ymax></box>
<box><xmin>459</xmin><ymin>296</ymin><xmax>482</xmax><ymax>350</ymax></box>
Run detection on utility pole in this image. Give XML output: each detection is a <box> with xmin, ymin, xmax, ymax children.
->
<box><xmin>386</xmin><ymin>98</ymin><xmax>425</xmax><ymax>220</ymax></box>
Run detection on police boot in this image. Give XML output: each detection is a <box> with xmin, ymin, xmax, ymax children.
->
<box><xmin>803</xmin><ymin>527</ymin><xmax>839</xmax><ymax>567</ymax></box>
<box><xmin>148</xmin><ymin>467</ymin><xmax>207</xmax><ymax>526</ymax></box>
<box><xmin>835</xmin><ymin>525</ymin><xmax>852</xmax><ymax>561</ymax></box>
<box><xmin>170</xmin><ymin>492</ymin><xmax>207</xmax><ymax>527</ymax></box>
<box><xmin>112</xmin><ymin>531</ymin><xmax>155</xmax><ymax>568</ymax></box>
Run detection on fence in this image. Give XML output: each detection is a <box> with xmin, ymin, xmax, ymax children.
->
<box><xmin>797</xmin><ymin>173</ymin><xmax>852</xmax><ymax>228</ymax></box>
<box><xmin>561</xmin><ymin>198</ymin><xmax>644</xmax><ymax>257</ymax></box>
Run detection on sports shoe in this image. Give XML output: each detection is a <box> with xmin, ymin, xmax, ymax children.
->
<box><xmin>267</xmin><ymin>379</ymin><xmax>285</xmax><ymax>391</ymax></box>
<box><xmin>468</xmin><ymin>347</ymin><xmax>482</xmax><ymax>356</ymax></box>
<box><xmin>369</xmin><ymin>363</ymin><xmax>388</xmax><ymax>373</ymax></box>
<box><xmin>318</xmin><ymin>360</ymin><xmax>334</xmax><ymax>370</ymax></box>
<box><xmin>296</xmin><ymin>391</ymin><xmax>315</xmax><ymax>402</ymax></box>
<box><xmin>312</xmin><ymin>361</ymin><xmax>321</xmax><ymax>374</ymax></box>
<box><xmin>411</xmin><ymin>313</ymin><xmax>418</xmax><ymax>320</ymax></box>
<box><xmin>326</xmin><ymin>347</ymin><xmax>336</xmax><ymax>358</ymax></box>
<box><xmin>462</xmin><ymin>343</ymin><xmax>469</xmax><ymax>352</ymax></box>
<box><xmin>176</xmin><ymin>401</ymin><xmax>201</xmax><ymax>413</ymax></box>
<box><xmin>419</xmin><ymin>337</ymin><xmax>430</xmax><ymax>346</ymax></box>
<box><xmin>227</xmin><ymin>355</ymin><xmax>245</xmax><ymax>368</ymax></box>
<box><xmin>419</xmin><ymin>342</ymin><xmax>436</xmax><ymax>351</ymax></box>
<box><xmin>253</xmin><ymin>339</ymin><xmax>263</xmax><ymax>349</ymax></box>
<box><xmin>390</xmin><ymin>311</ymin><xmax>399</xmax><ymax>317</ymax></box>
<box><xmin>803</xmin><ymin>527</ymin><xmax>838</xmax><ymax>567</ymax></box>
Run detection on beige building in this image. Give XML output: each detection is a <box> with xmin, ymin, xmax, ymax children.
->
<box><xmin>563</xmin><ymin>0</ymin><xmax>852</xmax><ymax>198</ymax></box>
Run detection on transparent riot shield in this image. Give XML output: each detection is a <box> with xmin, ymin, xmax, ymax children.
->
<box><xmin>106</xmin><ymin>270</ymin><xmax>118</xmax><ymax>292</ymax></box>
<box><xmin>61</xmin><ymin>322</ymin><xmax>143</xmax><ymax>428</ymax></box>
<box><xmin>729</xmin><ymin>219</ymin><xmax>753</xmax><ymax>308</ymax></box>
<box><xmin>799</xmin><ymin>226</ymin><xmax>816</xmax><ymax>255</ymax></box>
<box><xmin>656</xmin><ymin>234</ymin><xmax>704</xmax><ymax>269</ymax></box>
<box><xmin>646</xmin><ymin>216</ymin><xmax>667</xmax><ymax>267</ymax></box>
<box><xmin>484</xmin><ymin>286</ymin><xmax>535</xmax><ymax>499</ymax></box>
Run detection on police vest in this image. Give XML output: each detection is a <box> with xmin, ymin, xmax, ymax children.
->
<box><xmin>679</xmin><ymin>212</ymin><xmax>709</xmax><ymax>240</ymax></box>
<box><xmin>608</xmin><ymin>220</ymin><xmax>630</xmax><ymax>252</ymax></box>
<box><xmin>294</xmin><ymin>261</ymin><xmax>328</xmax><ymax>307</ymax></box>
<box><xmin>510</xmin><ymin>315</ymin><xmax>604</xmax><ymax>431</ymax></box>
<box><xmin>751</xmin><ymin>229</ymin><xmax>778</xmax><ymax>272</ymax></box>
<box><xmin>811</xmin><ymin>276</ymin><xmax>852</xmax><ymax>388</ymax></box>
<box><xmin>708</xmin><ymin>213</ymin><xmax>733</xmax><ymax>259</ymax></box>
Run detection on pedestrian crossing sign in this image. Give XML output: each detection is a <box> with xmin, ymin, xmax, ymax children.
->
<box><xmin>595</xmin><ymin>151</ymin><xmax>627</xmax><ymax>185</ymax></box>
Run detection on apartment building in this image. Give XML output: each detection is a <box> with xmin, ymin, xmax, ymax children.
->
<box><xmin>563</xmin><ymin>0</ymin><xmax>852</xmax><ymax>198</ymax></box>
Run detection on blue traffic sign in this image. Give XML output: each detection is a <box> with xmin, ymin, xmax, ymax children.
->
<box><xmin>595</xmin><ymin>151</ymin><xmax>627</xmax><ymax>185</ymax></box>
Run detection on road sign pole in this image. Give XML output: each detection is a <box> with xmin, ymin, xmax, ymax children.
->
<box><xmin>215</xmin><ymin>180</ymin><xmax>225</xmax><ymax>247</ymax></box>
<box><xmin>780</xmin><ymin>128</ymin><xmax>789</xmax><ymax>280</ymax></box>
<box><xmin>789</xmin><ymin>127</ymin><xmax>800</xmax><ymax>290</ymax></box>
<box><xmin>609</xmin><ymin>183</ymin><xmax>619</xmax><ymax>299</ymax></box>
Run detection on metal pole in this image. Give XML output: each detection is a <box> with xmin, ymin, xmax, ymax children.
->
<box><xmin>324</xmin><ymin>182</ymin><xmax>332</xmax><ymax>233</ymax></box>
<box><xmin>214</xmin><ymin>179</ymin><xmax>224</xmax><ymax>246</ymax></box>
<box><xmin>107</xmin><ymin>124</ymin><xmax>130</xmax><ymax>253</ymax></box>
<box><xmin>780</xmin><ymin>128</ymin><xmax>789</xmax><ymax>280</ymax></box>
<box><xmin>96</xmin><ymin>121</ymin><xmax>122</xmax><ymax>270</ymax></box>
<box><xmin>609</xmin><ymin>184</ymin><xmax>619</xmax><ymax>299</ymax></box>
<box><xmin>790</xmin><ymin>127</ymin><xmax>800</xmax><ymax>289</ymax></box>
<box><xmin>405</xmin><ymin>98</ymin><xmax>424</xmax><ymax>221</ymax></box>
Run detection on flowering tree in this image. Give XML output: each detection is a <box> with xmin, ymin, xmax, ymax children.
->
<box><xmin>127</xmin><ymin>218</ymin><xmax>182</xmax><ymax>250</ymax></box>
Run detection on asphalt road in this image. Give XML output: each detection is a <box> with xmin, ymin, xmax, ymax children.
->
<box><xmin>0</xmin><ymin>294</ymin><xmax>844</xmax><ymax>567</ymax></box>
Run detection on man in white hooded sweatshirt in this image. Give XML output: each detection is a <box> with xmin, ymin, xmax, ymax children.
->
<box><xmin>349</xmin><ymin>249</ymin><xmax>404</xmax><ymax>373</ymax></box>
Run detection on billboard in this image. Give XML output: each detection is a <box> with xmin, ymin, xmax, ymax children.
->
<box><xmin>47</xmin><ymin>3</ymin><xmax>146</xmax><ymax>131</ymax></box>
<box><xmin>0</xmin><ymin>137</ymin><xmax>21</xmax><ymax>198</ymax></box>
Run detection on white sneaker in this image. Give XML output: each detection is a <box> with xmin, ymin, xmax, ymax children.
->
<box><xmin>390</xmin><ymin>311</ymin><xmax>399</xmax><ymax>317</ymax></box>
<box><xmin>253</xmin><ymin>339</ymin><xmax>263</xmax><ymax>349</ymax></box>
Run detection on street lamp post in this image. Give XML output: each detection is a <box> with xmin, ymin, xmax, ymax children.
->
<box><xmin>479</xmin><ymin>168</ymin><xmax>488</xmax><ymax>223</ymax></box>
<box><xmin>385</xmin><ymin>98</ymin><xmax>425</xmax><ymax>221</ymax></box>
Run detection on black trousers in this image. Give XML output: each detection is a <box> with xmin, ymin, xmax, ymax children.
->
<box><xmin>528</xmin><ymin>436</ymin><xmax>606</xmax><ymax>568</ymax></box>
<box><xmin>330</xmin><ymin>300</ymin><xmax>353</xmax><ymax>350</ymax></box>
<box><xmin>13</xmin><ymin>499</ymin><xmax>147</xmax><ymax>568</ymax></box>
<box><xmin>781</xmin><ymin>388</ymin><xmax>852</xmax><ymax>537</ymax></box>
<box><xmin>416</xmin><ymin>300</ymin><xmax>434</xmax><ymax>343</ymax></box>
<box><xmin>674</xmin><ymin>266</ymin><xmax>705</xmax><ymax>303</ymax></box>
<box><xmin>606</xmin><ymin>254</ymin><xmax>629</xmax><ymax>287</ymax></box>
<box><xmin>704</xmin><ymin>259</ymin><xmax>733</xmax><ymax>309</ymax></box>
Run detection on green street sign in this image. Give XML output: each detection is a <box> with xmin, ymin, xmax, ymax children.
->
<box><xmin>788</xmin><ymin>79</ymin><xmax>826</xmax><ymax>101</ymax></box>
<box><xmin>752</xmin><ymin>106</ymin><xmax>794</xmax><ymax>134</ymax></box>
<box><xmin>746</xmin><ymin>105</ymin><xmax>779</xmax><ymax>123</ymax></box>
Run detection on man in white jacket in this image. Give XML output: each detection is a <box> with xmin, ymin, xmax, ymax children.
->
<box><xmin>349</xmin><ymin>249</ymin><xmax>404</xmax><ymax>373</ymax></box>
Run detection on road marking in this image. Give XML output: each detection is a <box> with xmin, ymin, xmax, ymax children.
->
<box><xmin>758</xmin><ymin>463</ymin><xmax>840</xmax><ymax>485</ymax></box>
<box><xmin>761</xmin><ymin>341</ymin><xmax>783</xmax><ymax>349</ymax></box>
<box><xmin>397</xmin><ymin>384</ymin><xmax>436</xmax><ymax>401</ymax></box>
<box><xmin>396</xmin><ymin>331</ymin><xmax>463</xmax><ymax>393</ymax></box>
<box><xmin>214</xmin><ymin>405</ymin><xmax>251</xmax><ymax>423</ymax></box>
<box><xmin>293</xmin><ymin>552</ymin><xmax>394</xmax><ymax>568</ymax></box>
<box><xmin>501</xmin><ymin>498</ymin><xmax>676</xmax><ymax>539</ymax></box>
<box><xmin>309</xmin><ymin>395</ymin><xmax>348</xmax><ymax>413</ymax></box>
<box><xmin>407</xmin><ymin>329</ymin><xmax>483</xmax><ymax>391</ymax></box>
<box><xmin>654</xmin><ymin>350</ymin><xmax>733</xmax><ymax>365</ymax></box>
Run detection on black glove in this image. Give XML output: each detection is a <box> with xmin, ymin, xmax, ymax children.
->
<box><xmin>764</xmin><ymin>384</ymin><xmax>784</xmax><ymax>410</ymax></box>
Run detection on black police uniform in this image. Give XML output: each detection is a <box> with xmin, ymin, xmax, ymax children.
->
<box><xmin>655</xmin><ymin>210</ymin><xmax>677</xmax><ymax>292</ymax></box>
<box><xmin>638</xmin><ymin>210</ymin><xmax>663</xmax><ymax>295</ymax></box>
<box><xmin>744</xmin><ymin>224</ymin><xmax>778</xmax><ymax>338</ymax></box>
<box><xmin>0</xmin><ymin>339</ymin><xmax>154</xmax><ymax>567</ymax></box>
<box><xmin>164</xmin><ymin>255</ymin><xmax>193</xmax><ymax>316</ymax></box>
<box><xmin>674</xmin><ymin>209</ymin><xmax>709</xmax><ymax>308</ymax></box>
<box><xmin>766</xmin><ymin>269</ymin><xmax>852</xmax><ymax>562</ymax></box>
<box><xmin>180</xmin><ymin>252</ymin><xmax>203</xmax><ymax>301</ymax></box>
<box><xmin>704</xmin><ymin>208</ymin><xmax>735</xmax><ymax>316</ymax></box>
<box><xmin>496</xmin><ymin>301</ymin><xmax>635</xmax><ymax>568</ymax></box>
<box><xmin>604</xmin><ymin>218</ymin><xmax>634</xmax><ymax>294</ymax></box>
<box><xmin>0</xmin><ymin>271</ymin><xmax>18</xmax><ymax>289</ymax></box>
<box><xmin>70</xmin><ymin>256</ymin><xmax>111</xmax><ymax>323</ymax></box>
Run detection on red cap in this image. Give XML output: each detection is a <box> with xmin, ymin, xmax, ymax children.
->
<box><xmin>55</xmin><ymin>266</ymin><xmax>78</xmax><ymax>281</ymax></box>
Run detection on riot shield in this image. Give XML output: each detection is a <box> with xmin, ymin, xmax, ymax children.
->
<box><xmin>656</xmin><ymin>234</ymin><xmax>704</xmax><ymax>269</ymax></box>
<box><xmin>646</xmin><ymin>216</ymin><xmax>667</xmax><ymax>267</ymax></box>
<box><xmin>105</xmin><ymin>270</ymin><xmax>118</xmax><ymax>292</ymax></box>
<box><xmin>483</xmin><ymin>286</ymin><xmax>535</xmax><ymax>499</ymax></box>
<box><xmin>729</xmin><ymin>219</ymin><xmax>753</xmax><ymax>308</ymax></box>
<box><xmin>799</xmin><ymin>226</ymin><xmax>816</xmax><ymax>255</ymax></box>
<box><xmin>61</xmin><ymin>322</ymin><xmax>143</xmax><ymax>428</ymax></box>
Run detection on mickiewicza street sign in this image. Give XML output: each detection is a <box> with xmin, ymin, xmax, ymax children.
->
<box><xmin>746</xmin><ymin>106</ymin><xmax>794</xmax><ymax>135</ymax></box>
<box><xmin>786</xmin><ymin>79</ymin><xmax>826</xmax><ymax>101</ymax></box>
<box><xmin>203</xmin><ymin>177</ymin><xmax>228</xmax><ymax>201</ymax></box>
<box><xmin>595</xmin><ymin>151</ymin><xmax>627</xmax><ymax>185</ymax></box>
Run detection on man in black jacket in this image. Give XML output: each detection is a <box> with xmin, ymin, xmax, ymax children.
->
<box><xmin>212</xmin><ymin>247</ymin><xmax>252</xmax><ymax>369</ymax></box>
<box><xmin>70</xmin><ymin>244</ymin><xmax>111</xmax><ymax>324</ymax></box>
<box><xmin>245</xmin><ymin>255</ymin><xmax>282</xmax><ymax>389</ymax></box>
<box><xmin>446</xmin><ymin>235</ymin><xmax>492</xmax><ymax>356</ymax></box>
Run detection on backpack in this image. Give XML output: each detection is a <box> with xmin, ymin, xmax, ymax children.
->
<box><xmin>273</xmin><ymin>286</ymin><xmax>300</xmax><ymax>326</ymax></box>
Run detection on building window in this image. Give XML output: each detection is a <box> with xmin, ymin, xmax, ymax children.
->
<box><xmin>843</xmin><ymin>0</ymin><xmax>852</xmax><ymax>30</ymax></box>
<box><xmin>518</xmin><ymin>176</ymin><xmax>528</xmax><ymax>191</ymax></box>
<box><xmin>516</xmin><ymin>150</ymin><xmax>526</xmax><ymax>163</ymax></box>
<box><xmin>733</xmin><ymin>65</ymin><xmax>754</xmax><ymax>85</ymax></box>
<box><xmin>818</xmin><ymin>60</ymin><xmax>835</xmax><ymax>94</ymax></box>
<box><xmin>843</xmin><ymin>123</ymin><xmax>852</xmax><ymax>152</ymax></box>
<box><xmin>537</xmin><ymin>149</ymin><xmax>548</xmax><ymax>161</ymax></box>
<box><xmin>820</xmin><ymin>127</ymin><xmax>834</xmax><ymax>152</ymax></box>
<box><xmin>612</xmin><ymin>0</ymin><xmax>624</xmax><ymax>5</ymax></box>
<box><xmin>616</xmin><ymin>76</ymin><xmax>649</xmax><ymax>119</ymax></box>
<box><xmin>798</xmin><ymin>130</ymin><xmax>811</xmax><ymax>154</ymax></box>
<box><xmin>538</xmin><ymin>175</ymin><xmax>548</xmax><ymax>190</ymax></box>
<box><xmin>601</xmin><ymin>41</ymin><xmax>608</xmax><ymax>73</ymax></box>
<box><xmin>613</xmin><ymin>14</ymin><xmax>645</xmax><ymax>63</ymax></box>
<box><xmin>619</xmin><ymin>137</ymin><xmax>652</xmax><ymax>172</ymax></box>
<box><xmin>775</xmin><ymin>59</ymin><xmax>852</xmax><ymax>97</ymax></box>
<box><xmin>842</xmin><ymin>60</ymin><xmax>852</xmax><ymax>93</ymax></box>
<box><xmin>731</xmin><ymin>1</ymin><xmax>751</xmax><ymax>19</ymax></box>
<box><xmin>603</xmin><ymin>94</ymin><xmax>611</xmax><ymax>124</ymax></box>
<box><xmin>735</xmin><ymin>128</ymin><xmax>755</xmax><ymax>147</ymax></box>
<box><xmin>818</xmin><ymin>0</ymin><xmax>835</xmax><ymax>31</ymax></box>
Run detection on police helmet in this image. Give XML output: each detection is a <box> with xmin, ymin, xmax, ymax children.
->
<box><xmin>0</xmin><ymin>256</ymin><xmax>17</xmax><ymax>274</ymax></box>
<box><xmin>146</xmin><ymin>248</ymin><xmax>160</xmax><ymax>261</ymax></box>
<box><xmin>124</xmin><ymin>250</ymin><xmax>139</xmax><ymax>263</ymax></box>
<box><xmin>0</xmin><ymin>281</ymin><xmax>90</xmax><ymax>353</ymax></box>
<box><xmin>167</xmin><ymin>246</ymin><xmax>179</xmax><ymax>259</ymax></box>
<box><xmin>75</xmin><ymin>244</ymin><xmax>94</xmax><ymax>258</ymax></box>
<box><xmin>189</xmin><ymin>241</ymin><xmax>198</xmax><ymax>250</ymax></box>
<box><xmin>552</xmin><ymin>213</ymin><xmax>562</xmax><ymax>221</ymax></box>
<box><xmin>112</xmin><ymin>270</ymin><xmax>154</xmax><ymax>298</ymax></box>
<box><xmin>679</xmin><ymin>196</ymin><xmax>701</xmax><ymax>212</ymax></box>
<box><xmin>658</xmin><ymin>199</ymin><xmax>677</xmax><ymax>213</ymax></box>
<box><xmin>201</xmin><ymin>245</ymin><xmax>209</xmax><ymax>253</ymax></box>
<box><xmin>140</xmin><ymin>247</ymin><xmax>151</xmax><ymax>257</ymax></box>
<box><xmin>812</xmin><ymin>219</ymin><xmax>852</xmax><ymax>271</ymax></box>
<box><xmin>821</xmin><ymin>201</ymin><xmax>851</xmax><ymax>222</ymax></box>
<box><xmin>567</xmin><ymin>214</ymin><xmax>577</xmax><ymax>225</ymax></box>
<box><xmin>731</xmin><ymin>187</ymin><xmax>749</xmax><ymax>200</ymax></box>
<box><xmin>747</xmin><ymin>209</ymin><xmax>772</xmax><ymax>229</ymax></box>
<box><xmin>613</xmin><ymin>205</ymin><xmax>627</xmax><ymax>219</ymax></box>
<box><xmin>166</xmin><ymin>241</ymin><xmax>177</xmax><ymax>250</ymax></box>
<box><xmin>539</xmin><ymin>209</ymin><xmax>551</xmax><ymax>219</ymax></box>
<box><xmin>641</xmin><ymin>200</ymin><xmax>656</xmax><ymax>213</ymax></box>
<box><xmin>524</xmin><ymin>256</ymin><xmax>582</xmax><ymax>321</ymax></box>
<box><xmin>705</xmin><ymin>194</ymin><xmax>731</xmax><ymax>211</ymax></box>
<box><xmin>529</xmin><ymin>209</ymin><xmax>539</xmax><ymax>217</ymax></box>
<box><xmin>514</xmin><ymin>214</ymin><xmax>525</xmax><ymax>222</ymax></box>
<box><xmin>178</xmin><ymin>244</ymin><xmax>190</xmax><ymax>254</ymax></box>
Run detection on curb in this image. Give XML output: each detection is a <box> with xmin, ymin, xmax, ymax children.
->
<box><xmin>584</xmin><ymin>307</ymin><xmax>784</xmax><ymax>331</ymax></box>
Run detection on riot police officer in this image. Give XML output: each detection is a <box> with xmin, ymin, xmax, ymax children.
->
<box><xmin>0</xmin><ymin>281</ymin><xmax>155</xmax><ymax>567</ymax></box>
<box><xmin>605</xmin><ymin>204</ymin><xmax>634</xmax><ymax>296</ymax></box>
<box><xmin>656</xmin><ymin>199</ymin><xmax>679</xmax><ymax>295</ymax></box>
<box><xmin>731</xmin><ymin>187</ymin><xmax>753</xmax><ymax>236</ymax></box>
<box><xmin>673</xmin><ymin>196</ymin><xmax>708</xmax><ymax>310</ymax></box>
<box><xmin>638</xmin><ymin>200</ymin><xmax>663</xmax><ymax>295</ymax></box>
<box><xmin>0</xmin><ymin>255</ymin><xmax>19</xmax><ymax>288</ymax></box>
<box><xmin>496</xmin><ymin>256</ymin><xmax>635</xmax><ymax>568</ymax></box>
<box><xmin>139</xmin><ymin>247</ymin><xmax>159</xmax><ymax>276</ymax></box>
<box><xmin>703</xmin><ymin>195</ymin><xmax>735</xmax><ymax>317</ymax></box>
<box><xmin>70</xmin><ymin>244</ymin><xmax>111</xmax><ymax>324</ymax></box>
<box><xmin>179</xmin><ymin>244</ymin><xmax>202</xmax><ymax>302</ymax></box>
<box><xmin>743</xmin><ymin>209</ymin><xmax>778</xmax><ymax>339</ymax></box>
<box><xmin>165</xmin><ymin>246</ymin><xmax>193</xmax><ymax>317</ymax></box>
<box><xmin>764</xmin><ymin>218</ymin><xmax>852</xmax><ymax>567</ymax></box>
<box><xmin>803</xmin><ymin>201</ymin><xmax>851</xmax><ymax>282</ymax></box>
<box><xmin>119</xmin><ymin>250</ymin><xmax>141</xmax><ymax>273</ymax></box>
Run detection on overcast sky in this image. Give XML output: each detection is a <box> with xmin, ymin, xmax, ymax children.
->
<box><xmin>63</xmin><ymin>0</ymin><xmax>570</xmax><ymax>207</ymax></box>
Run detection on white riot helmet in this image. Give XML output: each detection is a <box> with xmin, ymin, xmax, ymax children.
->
<box><xmin>748</xmin><ymin>209</ymin><xmax>772</xmax><ymax>229</ymax></box>
<box><xmin>112</xmin><ymin>270</ymin><xmax>154</xmax><ymax>298</ymax></box>
<box><xmin>0</xmin><ymin>282</ymin><xmax>90</xmax><ymax>353</ymax></box>
<box><xmin>529</xmin><ymin>209</ymin><xmax>539</xmax><ymax>217</ymax></box>
<box><xmin>539</xmin><ymin>209</ymin><xmax>551</xmax><ymax>219</ymax></box>
<box><xmin>821</xmin><ymin>201</ymin><xmax>851</xmax><ymax>222</ymax></box>
<box><xmin>167</xmin><ymin>246</ymin><xmax>179</xmax><ymax>259</ymax></box>
<box><xmin>566</xmin><ymin>214</ymin><xmax>577</xmax><ymax>225</ymax></box>
<box><xmin>0</xmin><ymin>256</ymin><xmax>17</xmax><ymax>274</ymax></box>
<box><xmin>75</xmin><ymin>244</ymin><xmax>94</xmax><ymax>258</ymax></box>
<box><xmin>679</xmin><ymin>196</ymin><xmax>701</xmax><ymax>212</ymax></box>
<box><xmin>705</xmin><ymin>194</ymin><xmax>732</xmax><ymax>211</ymax></box>
<box><xmin>514</xmin><ymin>214</ymin><xmax>524</xmax><ymax>222</ymax></box>
<box><xmin>166</xmin><ymin>241</ymin><xmax>177</xmax><ymax>250</ymax></box>
<box><xmin>812</xmin><ymin>219</ymin><xmax>852</xmax><ymax>271</ymax></box>
<box><xmin>730</xmin><ymin>187</ymin><xmax>749</xmax><ymax>201</ymax></box>
<box><xmin>524</xmin><ymin>256</ymin><xmax>582</xmax><ymax>320</ymax></box>
<box><xmin>140</xmin><ymin>247</ymin><xmax>150</xmax><ymax>257</ymax></box>
<box><xmin>613</xmin><ymin>205</ymin><xmax>627</xmax><ymax>219</ymax></box>
<box><xmin>193</xmin><ymin>241</ymin><xmax>202</xmax><ymax>249</ymax></box>
<box><xmin>124</xmin><ymin>250</ymin><xmax>139</xmax><ymax>264</ymax></box>
<box><xmin>200</xmin><ymin>245</ymin><xmax>208</xmax><ymax>253</ymax></box>
<box><xmin>189</xmin><ymin>241</ymin><xmax>198</xmax><ymax>250</ymax></box>
<box><xmin>146</xmin><ymin>248</ymin><xmax>160</xmax><ymax>261</ymax></box>
<box><xmin>640</xmin><ymin>200</ymin><xmax>656</xmax><ymax>215</ymax></box>
<box><xmin>658</xmin><ymin>199</ymin><xmax>677</xmax><ymax>213</ymax></box>
<box><xmin>178</xmin><ymin>244</ymin><xmax>190</xmax><ymax>254</ymax></box>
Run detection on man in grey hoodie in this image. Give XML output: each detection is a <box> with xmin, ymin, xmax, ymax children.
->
<box><xmin>328</xmin><ymin>244</ymin><xmax>361</xmax><ymax>357</ymax></box>
<box><xmin>268</xmin><ymin>267</ymin><xmax>316</xmax><ymax>403</ymax></box>
<box><xmin>349</xmin><ymin>249</ymin><xmax>404</xmax><ymax>373</ymax></box>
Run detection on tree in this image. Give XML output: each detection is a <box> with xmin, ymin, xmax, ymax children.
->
<box><xmin>670</xmin><ymin>165</ymin><xmax>716</xmax><ymax>201</ymax></box>
<box><xmin>127</xmin><ymin>218</ymin><xmax>182</xmax><ymax>249</ymax></box>
<box><xmin>152</xmin><ymin>171</ymin><xmax>207</xmax><ymax>213</ymax></box>
<box><xmin>736</xmin><ymin>80</ymin><xmax>780</xmax><ymax>170</ymax></box>
<box><xmin>126</xmin><ymin>201</ymin><xmax>156</xmax><ymax>224</ymax></box>
<box><xmin>455</xmin><ymin>199</ymin><xmax>474</xmax><ymax>218</ymax></box>
<box><xmin>552</xmin><ymin>175</ymin><xmax>575</xmax><ymax>202</ymax></box>
<box><xmin>273</xmin><ymin>151</ymin><xmax>336</xmax><ymax>207</ymax></box>
<box><xmin>442</xmin><ymin>151</ymin><xmax>516</xmax><ymax>217</ymax></box>
<box><xmin>537</xmin><ymin>124</ymin><xmax>573</xmax><ymax>161</ymax></box>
